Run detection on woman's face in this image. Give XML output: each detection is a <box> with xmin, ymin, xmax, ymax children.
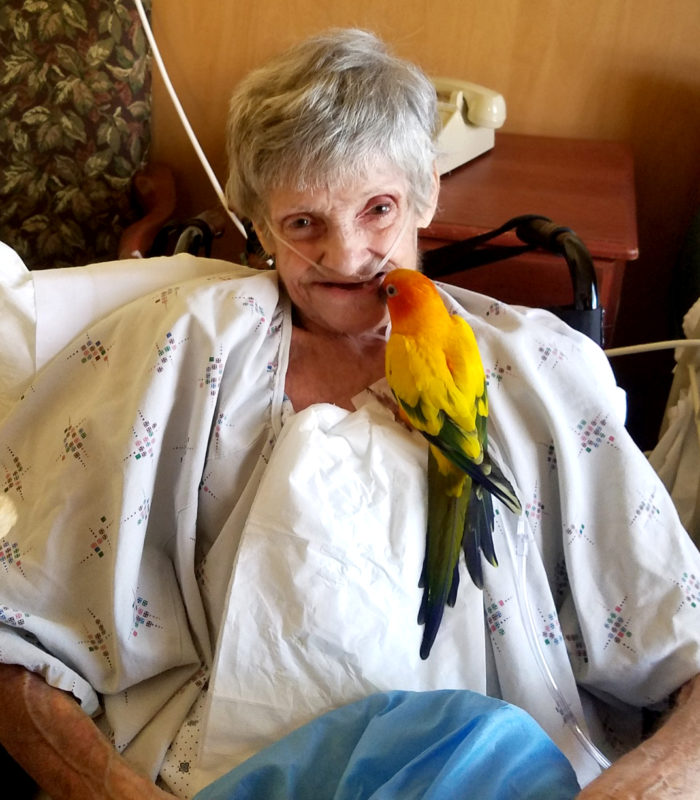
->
<box><xmin>258</xmin><ymin>162</ymin><xmax>437</xmax><ymax>337</ymax></box>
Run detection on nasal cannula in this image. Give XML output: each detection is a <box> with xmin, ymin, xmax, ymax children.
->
<box><xmin>133</xmin><ymin>0</ymin><xmax>700</xmax><ymax>774</ymax></box>
<box><xmin>267</xmin><ymin>213</ymin><xmax>413</xmax><ymax>275</ymax></box>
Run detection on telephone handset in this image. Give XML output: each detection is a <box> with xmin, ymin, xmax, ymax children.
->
<box><xmin>431</xmin><ymin>77</ymin><xmax>507</xmax><ymax>174</ymax></box>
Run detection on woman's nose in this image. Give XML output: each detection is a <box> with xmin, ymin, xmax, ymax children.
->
<box><xmin>319</xmin><ymin>224</ymin><xmax>370</xmax><ymax>277</ymax></box>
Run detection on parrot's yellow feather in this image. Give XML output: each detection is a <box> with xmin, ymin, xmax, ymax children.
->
<box><xmin>384</xmin><ymin>302</ymin><xmax>486</xmax><ymax>463</ymax></box>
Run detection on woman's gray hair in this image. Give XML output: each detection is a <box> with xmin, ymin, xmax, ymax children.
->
<box><xmin>225</xmin><ymin>28</ymin><xmax>439</xmax><ymax>231</ymax></box>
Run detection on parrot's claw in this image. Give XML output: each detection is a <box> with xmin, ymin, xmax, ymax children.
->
<box><xmin>368</xmin><ymin>388</ymin><xmax>414</xmax><ymax>431</ymax></box>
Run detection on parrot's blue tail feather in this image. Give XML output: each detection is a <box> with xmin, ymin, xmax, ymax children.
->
<box><xmin>463</xmin><ymin>485</ymin><xmax>496</xmax><ymax>590</ymax></box>
<box><xmin>418</xmin><ymin>558</ymin><xmax>460</xmax><ymax>659</ymax></box>
<box><xmin>462</xmin><ymin>513</ymin><xmax>482</xmax><ymax>590</ymax></box>
<box><xmin>446</xmin><ymin>565</ymin><xmax>460</xmax><ymax>607</ymax></box>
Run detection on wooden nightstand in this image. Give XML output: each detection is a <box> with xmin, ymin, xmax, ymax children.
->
<box><xmin>420</xmin><ymin>133</ymin><xmax>638</xmax><ymax>345</ymax></box>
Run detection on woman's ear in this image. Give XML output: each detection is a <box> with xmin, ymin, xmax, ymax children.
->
<box><xmin>416</xmin><ymin>163</ymin><xmax>440</xmax><ymax>229</ymax></box>
<box><xmin>252</xmin><ymin>222</ymin><xmax>275</xmax><ymax>257</ymax></box>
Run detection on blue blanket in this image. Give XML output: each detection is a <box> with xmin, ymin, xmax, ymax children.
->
<box><xmin>194</xmin><ymin>690</ymin><xmax>580</xmax><ymax>800</ymax></box>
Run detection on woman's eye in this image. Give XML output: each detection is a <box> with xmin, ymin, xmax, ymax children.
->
<box><xmin>363</xmin><ymin>198</ymin><xmax>397</xmax><ymax>227</ymax></box>
<box><xmin>282</xmin><ymin>216</ymin><xmax>317</xmax><ymax>239</ymax></box>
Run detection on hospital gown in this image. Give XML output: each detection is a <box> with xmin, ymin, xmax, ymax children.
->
<box><xmin>0</xmin><ymin>253</ymin><xmax>698</xmax><ymax>797</ymax></box>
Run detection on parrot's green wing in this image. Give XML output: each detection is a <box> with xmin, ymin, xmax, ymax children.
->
<box><xmin>418</xmin><ymin>446</ymin><xmax>469</xmax><ymax>660</ymax></box>
<box><xmin>421</xmin><ymin>412</ymin><xmax>522</xmax><ymax>516</ymax></box>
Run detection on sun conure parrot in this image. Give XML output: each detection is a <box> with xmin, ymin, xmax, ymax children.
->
<box><xmin>381</xmin><ymin>268</ymin><xmax>521</xmax><ymax>659</ymax></box>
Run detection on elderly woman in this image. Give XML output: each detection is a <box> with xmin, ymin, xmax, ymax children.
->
<box><xmin>0</xmin><ymin>28</ymin><xmax>698</xmax><ymax>800</ymax></box>
<box><xmin>225</xmin><ymin>28</ymin><xmax>440</xmax><ymax>411</ymax></box>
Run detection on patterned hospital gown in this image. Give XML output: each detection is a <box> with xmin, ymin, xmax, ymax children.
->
<box><xmin>0</xmin><ymin>257</ymin><xmax>698</xmax><ymax>797</ymax></box>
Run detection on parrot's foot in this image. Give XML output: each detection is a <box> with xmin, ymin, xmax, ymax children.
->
<box><xmin>368</xmin><ymin>388</ymin><xmax>414</xmax><ymax>431</ymax></box>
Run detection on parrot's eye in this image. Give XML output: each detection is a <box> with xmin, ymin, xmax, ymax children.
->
<box><xmin>386</xmin><ymin>284</ymin><xmax>398</xmax><ymax>297</ymax></box>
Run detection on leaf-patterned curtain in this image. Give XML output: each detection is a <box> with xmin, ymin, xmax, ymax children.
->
<box><xmin>0</xmin><ymin>0</ymin><xmax>152</xmax><ymax>269</ymax></box>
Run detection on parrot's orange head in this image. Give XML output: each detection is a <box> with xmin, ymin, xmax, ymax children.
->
<box><xmin>381</xmin><ymin>269</ymin><xmax>447</xmax><ymax>333</ymax></box>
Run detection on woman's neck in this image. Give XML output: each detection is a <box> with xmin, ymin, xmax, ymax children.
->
<box><xmin>285</xmin><ymin>325</ymin><xmax>387</xmax><ymax>412</ymax></box>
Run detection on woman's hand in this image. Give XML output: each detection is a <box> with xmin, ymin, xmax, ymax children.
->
<box><xmin>0</xmin><ymin>664</ymin><xmax>176</xmax><ymax>800</ymax></box>
<box><xmin>576</xmin><ymin>674</ymin><xmax>700</xmax><ymax>799</ymax></box>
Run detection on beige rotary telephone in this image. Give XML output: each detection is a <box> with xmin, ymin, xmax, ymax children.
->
<box><xmin>431</xmin><ymin>77</ymin><xmax>507</xmax><ymax>174</ymax></box>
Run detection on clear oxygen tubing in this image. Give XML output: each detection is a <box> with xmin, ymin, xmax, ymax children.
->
<box><xmin>266</xmin><ymin>211</ymin><xmax>413</xmax><ymax>276</ymax></box>
<box><xmin>604</xmin><ymin>339</ymin><xmax>700</xmax><ymax>357</ymax></box>
<box><xmin>605</xmin><ymin>338</ymin><xmax>700</xmax><ymax>452</ymax></box>
<box><xmin>505</xmin><ymin>516</ymin><xmax>613</xmax><ymax>771</ymax></box>
<box><xmin>133</xmin><ymin>0</ymin><xmax>248</xmax><ymax>240</ymax></box>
